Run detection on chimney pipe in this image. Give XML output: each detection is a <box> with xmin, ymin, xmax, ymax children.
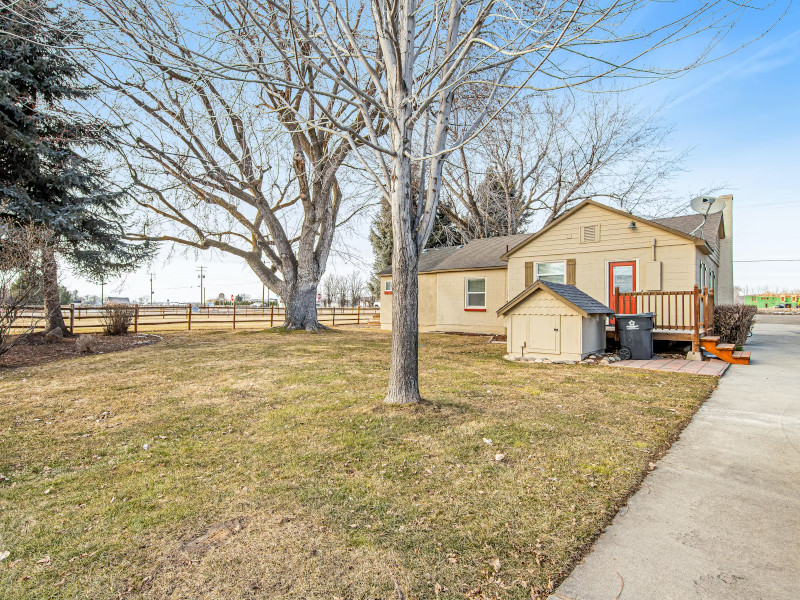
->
<box><xmin>717</xmin><ymin>194</ymin><xmax>734</xmax><ymax>304</ymax></box>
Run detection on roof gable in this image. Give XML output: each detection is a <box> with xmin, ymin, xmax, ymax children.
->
<box><xmin>502</xmin><ymin>199</ymin><xmax>711</xmax><ymax>260</ymax></box>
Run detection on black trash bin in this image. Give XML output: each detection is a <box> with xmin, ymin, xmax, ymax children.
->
<box><xmin>616</xmin><ymin>313</ymin><xmax>655</xmax><ymax>360</ymax></box>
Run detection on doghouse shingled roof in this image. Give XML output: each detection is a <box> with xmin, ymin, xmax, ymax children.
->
<box><xmin>497</xmin><ymin>281</ymin><xmax>614</xmax><ymax>317</ymax></box>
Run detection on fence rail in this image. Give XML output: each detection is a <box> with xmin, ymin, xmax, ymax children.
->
<box><xmin>8</xmin><ymin>304</ymin><xmax>380</xmax><ymax>334</ymax></box>
<box><xmin>612</xmin><ymin>285</ymin><xmax>714</xmax><ymax>352</ymax></box>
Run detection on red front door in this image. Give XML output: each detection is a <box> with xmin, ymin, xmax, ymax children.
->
<box><xmin>609</xmin><ymin>261</ymin><xmax>637</xmax><ymax>316</ymax></box>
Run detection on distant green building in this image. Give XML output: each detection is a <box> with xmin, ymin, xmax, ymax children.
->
<box><xmin>744</xmin><ymin>293</ymin><xmax>799</xmax><ymax>308</ymax></box>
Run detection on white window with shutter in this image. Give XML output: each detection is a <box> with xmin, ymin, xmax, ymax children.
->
<box><xmin>534</xmin><ymin>261</ymin><xmax>567</xmax><ymax>284</ymax></box>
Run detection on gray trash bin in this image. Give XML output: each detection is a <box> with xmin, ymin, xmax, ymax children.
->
<box><xmin>616</xmin><ymin>313</ymin><xmax>655</xmax><ymax>360</ymax></box>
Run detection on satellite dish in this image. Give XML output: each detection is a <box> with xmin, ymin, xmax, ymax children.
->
<box><xmin>690</xmin><ymin>196</ymin><xmax>726</xmax><ymax>215</ymax></box>
<box><xmin>688</xmin><ymin>196</ymin><xmax>726</xmax><ymax>237</ymax></box>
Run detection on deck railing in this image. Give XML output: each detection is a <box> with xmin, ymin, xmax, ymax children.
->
<box><xmin>612</xmin><ymin>285</ymin><xmax>714</xmax><ymax>352</ymax></box>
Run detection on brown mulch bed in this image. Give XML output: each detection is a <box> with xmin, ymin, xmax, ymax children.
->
<box><xmin>0</xmin><ymin>332</ymin><xmax>161</xmax><ymax>369</ymax></box>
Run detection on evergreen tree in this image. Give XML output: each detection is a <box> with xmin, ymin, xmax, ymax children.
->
<box><xmin>367</xmin><ymin>198</ymin><xmax>461</xmax><ymax>297</ymax></box>
<box><xmin>367</xmin><ymin>200</ymin><xmax>392</xmax><ymax>297</ymax></box>
<box><xmin>470</xmin><ymin>165</ymin><xmax>526</xmax><ymax>237</ymax></box>
<box><xmin>0</xmin><ymin>0</ymin><xmax>149</xmax><ymax>332</ymax></box>
<box><xmin>438</xmin><ymin>164</ymin><xmax>528</xmax><ymax>241</ymax></box>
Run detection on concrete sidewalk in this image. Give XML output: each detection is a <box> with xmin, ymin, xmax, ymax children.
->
<box><xmin>549</xmin><ymin>322</ymin><xmax>800</xmax><ymax>600</ymax></box>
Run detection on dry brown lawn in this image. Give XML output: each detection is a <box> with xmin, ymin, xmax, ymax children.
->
<box><xmin>0</xmin><ymin>328</ymin><xmax>718</xmax><ymax>599</ymax></box>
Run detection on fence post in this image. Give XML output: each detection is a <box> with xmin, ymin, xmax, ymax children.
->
<box><xmin>357</xmin><ymin>305</ymin><xmax>360</xmax><ymax>325</ymax></box>
<box><xmin>692</xmin><ymin>285</ymin><xmax>701</xmax><ymax>353</ymax></box>
<box><xmin>332</xmin><ymin>306</ymin><xmax>335</xmax><ymax>327</ymax></box>
<box><xmin>233</xmin><ymin>303</ymin><xmax>236</xmax><ymax>330</ymax></box>
<box><xmin>69</xmin><ymin>303</ymin><xmax>75</xmax><ymax>334</ymax></box>
<box><xmin>270</xmin><ymin>304</ymin><xmax>274</xmax><ymax>327</ymax></box>
<box><xmin>187</xmin><ymin>304</ymin><xmax>192</xmax><ymax>331</ymax></box>
<box><xmin>708</xmin><ymin>289</ymin><xmax>715</xmax><ymax>334</ymax></box>
<box><xmin>134</xmin><ymin>304</ymin><xmax>139</xmax><ymax>334</ymax></box>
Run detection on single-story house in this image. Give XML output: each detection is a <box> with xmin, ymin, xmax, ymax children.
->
<box><xmin>379</xmin><ymin>195</ymin><xmax>734</xmax><ymax>343</ymax></box>
<box><xmin>105</xmin><ymin>296</ymin><xmax>131</xmax><ymax>305</ymax></box>
<box><xmin>744</xmin><ymin>292</ymin><xmax>798</xmax><ymax>308</ymax></box>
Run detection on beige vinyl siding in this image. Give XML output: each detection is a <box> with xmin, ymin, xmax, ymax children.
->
<box><xmin>419</xmin><ymin>273</ymin><xmax>438</xmax><ymax>329</ymax></box>
<box><xmin>379</xmin><ymin>275</ymin><xmax>393</xmax><ymax>329</ymax></box>
<box><xmin>507</xmin><ymin>203</ymin><xmax>700</xmax><ymax>304</ymax></box>
<box><xmin>505</xmin><ymin>290</ymin><xmax>584</xmax><ymax>361</ymax></box>
<box><xmin>434</xmin><ymin>269</ymin><xmax>507</xmax><ymax>334</ymax></box>
<box><xmin>696</xmin><ymin>249</ymin><xmax>719</xmax><ymax>291</ymax></box>
<box><xmin>381</xmin><ymin>269</ymin><xmax>507</xmax><ymax>334</ymax></box>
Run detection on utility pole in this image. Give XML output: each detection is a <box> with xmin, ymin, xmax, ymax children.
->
<box><xmin>149</xmin><ymin>272</ymin><xmax>155</xmax><ymax>305</ymax></box>
<box><xmin>99</xmin><ymin>277</ymin><xmax>105</xmax><ymax>304</ymax></box>
<box><xmin>196</xmin><ymin>266</ymin><xmax>206</xmax><ymax>305</ymax></box>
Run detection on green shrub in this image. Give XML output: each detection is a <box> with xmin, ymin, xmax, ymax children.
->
<box><xmin>713</xmin><ymin>304</ymin><xmax>757</xmax><ymax>346</ymax></box>
<box><xmin>101</xmin><ymin>303</ymin><xmax>136</xmax><ymax>335</ymax></box>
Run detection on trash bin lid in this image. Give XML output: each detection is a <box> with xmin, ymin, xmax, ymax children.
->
<box><xmin>614</xmin><ymin>312</ymin><xmax>655</xmax><ymax>318</ymax></box>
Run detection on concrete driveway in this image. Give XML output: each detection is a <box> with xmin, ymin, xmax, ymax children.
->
<box><xmin>549</xmin><ymin>321</ymin><xmax>800</xmax><ymax>600</ymax></box>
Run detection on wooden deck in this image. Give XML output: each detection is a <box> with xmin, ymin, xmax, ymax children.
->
<box><xmin>608</xmin><ymin>285</ymin><xmax>714</xmax><ymax>352</ymax></box>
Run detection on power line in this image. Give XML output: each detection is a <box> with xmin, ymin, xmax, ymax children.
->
<box><xmin>734</xmin><ymin>259</ymin><xmax>800</xmax><ymax>263</ymax></box>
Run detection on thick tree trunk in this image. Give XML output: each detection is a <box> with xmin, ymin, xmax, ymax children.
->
<box><xmin>385</xmin><ymin>151</ymin><xmax>422</xmax><ymax>404</ymax></box>
<box><xmin>383</xmin><ymin>4</ymin><xmax>422</xmax><ymax>404</ymax></box>
<box><xmin>281</xmin><ymin>279</ymin><xmax>323</xmax><ymax>331</ymax></box>
<box><xmin>41</xmin><ymin>245</ymin><xmax>68</xmax><ymax>334</ymax></box>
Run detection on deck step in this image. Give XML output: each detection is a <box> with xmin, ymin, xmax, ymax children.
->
<box><xmin>729</xmin><ymin>350</ymin><xmax>751</xmax><ymax>365</ymax></box>
<box><xmin>700</xmin><ymin>341</ymin><xmax>751</xmax><ymax>365</ymax></box>
<box><xmin>701</xmin><ymin>335</ymin><xmax>720</xmax><ymax>343</ymax></box>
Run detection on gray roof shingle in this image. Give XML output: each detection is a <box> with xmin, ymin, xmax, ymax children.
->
<box><xmin>541</xmin><ymin>282</ymin><xmax>615</xmax><ymax>314</ymax></box>
<box><xmin>652</xmin><ymin>212</ymin><xmax>722</xmax><ymax>253</ymax></box>
<box><xmin>498</xmin><ymin>281</ymin><xmax>614</xmax><ymax>316</ymax></box>
<box><xmin>378</xmin><ymin>233</ymin><xmax>531</xmax><ymax>275</ymax></box>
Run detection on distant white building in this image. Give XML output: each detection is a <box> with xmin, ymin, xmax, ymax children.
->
<box><xmin>105</xmin><ymin>296</ymin><xmax>131</xmax><ymax>304</ymax></box>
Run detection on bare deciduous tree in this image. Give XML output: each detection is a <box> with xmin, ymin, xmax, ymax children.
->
<box><xmin>347</xmin><ymin>272</ymin><xmax>364</xmax><ymax>307</ymax></box>
<box><xmin>0</xmin><ymin>222</ymin><xmax>47</xmax><ymax>355</ymax></box>
<box><xmin>335</xmin><ymin>275</ymin><xmax>348</xmax><ymax>309</ymax></box>
<box><xmin>82</xmin><ymin>0</ymin><xmax>379</xmax><ymax>330</ymax></box>
<box><xmin>439</xmin><ymin>96</ymin><xmax>687</xmax><ymax>240</ymax></box>
<box><xmin>320</xmin><ymin>274</ymin><xmax>336</xmax><ymax>308</ymax></box>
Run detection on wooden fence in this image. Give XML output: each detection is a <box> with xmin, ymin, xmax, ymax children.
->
<box><xmin>10</xmin><ymin>305</ymin><xmax>380</xmax><ymax>334</ymax></box>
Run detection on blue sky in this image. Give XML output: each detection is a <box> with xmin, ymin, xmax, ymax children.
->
<box><xmin>647</xmin><ymin>11</ymin><xmax>800</xmax><ymax>293</ymax></box>
<box><xmin>61</xmin><ymin>5</ymin><xmax>800</xmax><ymax>301</ymax></box>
